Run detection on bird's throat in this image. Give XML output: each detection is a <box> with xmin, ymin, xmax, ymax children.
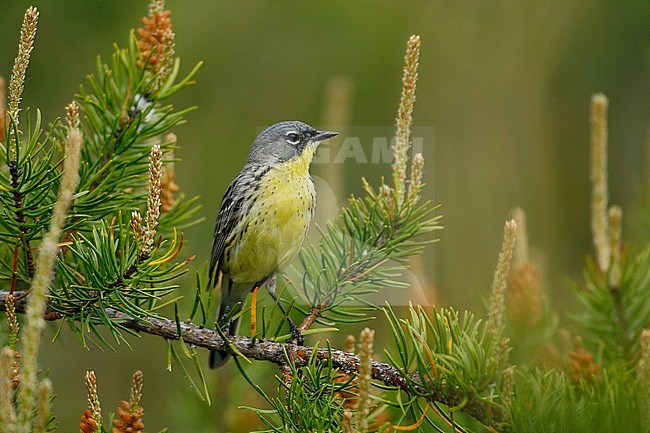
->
<box><xmin>280</xmin><ymin>144</ymin><xmax>318</xmax><ymax>177</ymax></box>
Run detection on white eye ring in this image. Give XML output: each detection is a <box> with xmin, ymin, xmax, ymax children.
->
<box><xmin>286</xmin><ymin>131</ymin><xmax>301</xmax><ymax>145</ymax></box>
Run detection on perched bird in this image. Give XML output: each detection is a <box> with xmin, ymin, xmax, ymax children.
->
<box><xmin>209</xmin><ymin>121</ymin><xmax>338</xmax><ymax>368</ymax></box>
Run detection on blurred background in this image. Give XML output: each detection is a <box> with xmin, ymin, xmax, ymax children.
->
<box><xmin>1</xmin><ymin>1</ymin><xmax>649</xmax><ymax>431</ymax></box>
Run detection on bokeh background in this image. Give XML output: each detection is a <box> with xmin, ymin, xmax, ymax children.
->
<box><xmin>1</xmin><ymin>1</ymin><xmax>649</xmax><ymax>431</ymax></box>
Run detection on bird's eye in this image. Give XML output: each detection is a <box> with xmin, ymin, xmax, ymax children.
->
<box><xmin>286</xmin><ymin>132</ymin><xmax>301</xmax><ymax>145</ymax></box>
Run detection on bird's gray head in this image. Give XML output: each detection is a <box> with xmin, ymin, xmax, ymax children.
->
<box><xmin>246</xmin><ymin>121</ymin><xmax>338</xmax><ymax>166</ymax></box>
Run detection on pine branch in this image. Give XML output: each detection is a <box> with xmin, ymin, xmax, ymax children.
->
<box><xmin>15</xmin><ymin>103</ymin><xmax>83</xmax><ymax>433</ymax></box>
<box><xmin>0</xmin><ymin>289</ymin><xmax>507</xmax><ymax>429</ymax></box>
<box><xmin>8</xmin><ymin>159</ymin><xmax>34</xmax><ymax>280</ymax></box>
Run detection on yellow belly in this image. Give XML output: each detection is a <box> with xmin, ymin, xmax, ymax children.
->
<box><xmin>225</xmin><ymin>165</ymin><xmax>315</xmax><ymax>284</ymax></box>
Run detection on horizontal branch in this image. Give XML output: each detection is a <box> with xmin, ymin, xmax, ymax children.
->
<box><xmin>0</xmin><ymin>290</ymin><xmax>506</xmax><ymax>429</ymax></box>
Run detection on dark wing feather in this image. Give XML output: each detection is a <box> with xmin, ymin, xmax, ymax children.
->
<box><xmin>209</xmin><ymin>166</ymin><xmax>266</xmax><ymax>287</ymax></box>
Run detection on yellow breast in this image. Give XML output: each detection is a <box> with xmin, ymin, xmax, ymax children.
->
<box><xmin>225</xmin><ymin>149</ymin><xmax>317</xmax><ymax>284</ymax></box>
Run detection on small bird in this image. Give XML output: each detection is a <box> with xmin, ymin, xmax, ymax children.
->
<box><xmin>209</xmin><ymin>121</ymin><xmax>338</xmax><ymax>368</ymax></box>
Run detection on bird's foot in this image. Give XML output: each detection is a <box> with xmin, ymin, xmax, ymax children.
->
<box><xmin>217</xmin><ymin>305</ymin><xmax>234</xmax><ymax>334</ymax></box>
<box><xmin>288</xmin><ymin>319</ymin><xmax>304</xmax><ymax>346</ymax></box>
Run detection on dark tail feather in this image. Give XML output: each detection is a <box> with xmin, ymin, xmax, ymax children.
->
<box><xmin>210</xmin><ymin>278</ymin><xmax>244</xmax><ymax>368</ymax></box>
<box><xmin>210</xmin><ymin>345</ymin><xmax>233</xmax><ymax>368</ymax></box>
<box><xmin>209</xmin><ymin>315</ymin><xmax>240</xmax><ymax>368</ymax></box>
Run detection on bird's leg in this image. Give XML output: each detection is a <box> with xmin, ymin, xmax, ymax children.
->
<box><xmin>218</xmin><ymin>304</ymin><xmax>232</xmax><ymax>334</ymax></box>
<box><xmin>265</xmin><ymin>273</ymin><xmax>303</xmax><ymax>345</ymax></box>
<box><xmin>217</xmin><ymin>278</ymin><xmax>237</xmax><ymax>334</ymax></box>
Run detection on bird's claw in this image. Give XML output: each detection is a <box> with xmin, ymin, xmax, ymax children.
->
<box><xmin>289</xmin><ymin>323</ymin><xmax>304</xmax><ymax>346</ymax></box>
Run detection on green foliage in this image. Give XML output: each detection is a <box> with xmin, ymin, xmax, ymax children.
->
<box><xmin>386</xmin><ymin>306</ymin><xmax>496</xmax><ymax>395</ymax></box>
<box><xmin>72</xmin><ymin>35</ymin><xmax>201</xmax><ymax>234</ymax></box>
<box><xmin>506</xmin><ymin>297</ymin><xmax>558</xmax><ymax>365</ymax></box>
<box><xmin>72</xmin><ymin>35</ymin><xmax>198</xmax><ymax>225</ymax></box>
<box><xmin>3</xmin><ymin>4</ymin><xmax>650</xmax><ymax>433</ymax></box>
<box><xmin>50</xmin><ymin>218</ymin><xmax>187</xmax><ymax>349</ymax></box>
<box><xmin>373</xmin><ymin>247</ymin><xmax>650</xmax><ymax>432</ymax></box>
<box><xmin>509</xmin><ymin>365</ymin><xmax>645</xmax><ymax>433</ymax></box>
<box><xmin>0</xmin><ymin>111</ymin><xmax>60</xmax><ymax>284</ymax></box>
<box><xmin>572</xmin><ymin>247</ymin><xmax>650</xmax><ymax>361</ymax></box>
<box><xmin>0</xmin><ymin>31</ymin><xmax>201</xmax><ymax>340</ymax></box>
<box><xmin>452</xmin><ymin>201</ymin><xmax>650</xmax><ymax>432</ymax></box>
<box><xmin>288</xmin><ymin>178</ymin><xmax>441</xmax><ymax>329</ymax></box>
<box><xmin>240</xmin><ymin>346</ymin><xmax>352</xmax><ymax>432</ymax></box>
<box><xmin>384</xmin><ymin>305</ymin><xmax>504</xmax><ymax>432</ymax></box>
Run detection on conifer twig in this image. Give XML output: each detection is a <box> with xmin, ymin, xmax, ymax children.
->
<box><xmin>80</xmin><ymin>409</ymin><xmax>98</xmax><ymax>433</ymax></box>
<box><xmin>608</xmin><ymin>206</ymin><xmax>622</xmax><ymax>289</ymax></box>
<box><xmin>487</xmin><ymin>219</ymin><xmax>517</xmax><ymax>366</ymax></box>
<box><xmin>33</xmin><ymin>378</ymin><xmax>52</xmax><ymax>433</ymax></box>
<box><xmin>113</xmin><ymin>400</ymin><xmax>145</xmax><ymax>433</ymax></box>
<box><xmin>607</xmin><ymin>206</ymin><xmax>627</xmax><ymax>356</ymax></box>
<box><xmin>144</xmin><ymin>144</ymin><xmax>163</xmax><ymax>254</ymax></box>
<box><xmin>354</xmin><ymin>328</ymin><xmax>374</xmax><ymax>433</ymax></box>
<box><xmin>0</xmin><ymin>291</ymin><xmax>508</xmax><ymax>429</ymax></box>
<box><xmin>0</xmin><ymin>347</ymin><xmax>17</xmax><ymax>432</ymax></box>
<box><xmin>112</xmin><ymin>371</ymin><xmax>146</xmax><ymax>433</ymax></box>
<box><xmin>407</xmin><ymin>152</ymin><xmax>425</xmax><ymax>204</ymax></box>
<box><xmin>131</xmin><ymin>370</ymin><xmax>144</xmax><ymax>408</ymax></box>
<box><xmin>393</xmin><ymin>35</ymin><xmax>420</xmax><ymax>206</ymax></box>
<box><xmin>148</xmin><ymin>0</ymin><xmax>165</xmax><ymax>15</ymax></box>
<box><xmin>7</xmin><ymin>6</ymin><xmax>39</xmax><ymax>143</ymax></box>
<box><xmin>132</xmin><ymin>144</ymin><xmax>163</xmax><ymax>259</ymax></box>
<box><xmin>6</xmin><ymin>294</ymin><xmax>19</xmax><ymax>351</ymax></box>
<box><xmin>590</xmin><ymin>93</ymin><xmax>610</xmax><ymax>273</ymax></box>
<box><xmin>7</xmin><ymin>8</ymin><xmax>40</xmax><ymax>282</ymax></box>
<box><xmin>85</xmin><ymin>371</ymin><xmax>102</xmax><ymax>424</ymax></box>
<box><xmin>15</xmin><ymin>102</ymin><xmax>82</xmax><ymax>433</ymax></box>
<box><xmin>137</xmin><ymin>2</ymin><xmax>175</xmax><ymax>91</ymax></box>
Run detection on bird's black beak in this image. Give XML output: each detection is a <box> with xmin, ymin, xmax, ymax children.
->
<box><xmin>312</xmin><ymin>130</ymin><xmax>339</xmax><ymax>142</ymax></box>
